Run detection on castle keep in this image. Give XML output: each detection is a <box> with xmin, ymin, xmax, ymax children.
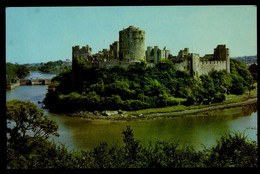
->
<box><xmin>119</xmin><ymin>26</ymin><xmax>146</xmax><ymax>62</ymax></box>
<box><xmin>72</xmin><ymin>26</ymin><xmax>230</xmax><ymax>77</ymax></box>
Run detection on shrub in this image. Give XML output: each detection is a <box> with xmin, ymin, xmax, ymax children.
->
<box><xmin>213</xmin><ymin>92</ymin><xmax>226</xmax><ymax>103</ymax></box>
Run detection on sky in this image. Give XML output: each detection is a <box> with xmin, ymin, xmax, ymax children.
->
<box><xmin>6</xmin><ymin>6</ymin><xmax>257</xmax><ymax>64</ymax></box>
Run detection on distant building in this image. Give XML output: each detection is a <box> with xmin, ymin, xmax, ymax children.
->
<box><xmin>63</xmin><ymin>59</ymin><xmax>72</xmax><ymax>66</ymax></box>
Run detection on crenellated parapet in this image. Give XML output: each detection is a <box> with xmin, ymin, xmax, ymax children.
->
<box><xmin>71</xmin><ymin>26</ymin><xmax>230</xmax><ymax>77</ymax></box>
<box><xmin>173</xmin><ymin>45</ymin><xmax>230</xmax><ymax>77</ymax></box>
<box><xmin>72</xmin><ymin>45</ymin><xmax>92</xmax><ymax>58</ymax></box>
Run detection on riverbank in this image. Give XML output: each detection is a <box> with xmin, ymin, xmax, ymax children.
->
<box><xmin>69</xmin><ymin>95</ymin><xmax>257</xmax><ymax>121</ymax></box>
<box><xmin>7</xmin><ymin>81</ymin><xmax>21</xmax><ymax>90</ymax></box>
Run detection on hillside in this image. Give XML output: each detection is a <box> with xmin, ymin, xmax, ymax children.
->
<box><xmin>232</xmin><ymin>55</ymin><xmax>257</xmax><ymax>64</ymax></box>
<box><xmin>43</xmin><ymin>59</ymin><xmax>254</xmax><ymax>113</ymax></box>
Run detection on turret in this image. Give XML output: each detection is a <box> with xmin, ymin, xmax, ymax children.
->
<box><xmin>119</xmin><ymin>26</ymin><xmax>146</xmax><ymax>62</ymax></box>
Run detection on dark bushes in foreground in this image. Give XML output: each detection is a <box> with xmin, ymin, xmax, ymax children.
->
<box><xmin>8</xmin><ymin>126</ymin><xmax>258</xmax><ymax>168</ymax></box>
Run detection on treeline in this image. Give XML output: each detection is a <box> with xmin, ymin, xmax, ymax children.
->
<box><xmin>26</xmin><ymin>60</ymin><xmax>71</xmax><ymax>73</ymax></box>
<box><xmin>6</xmin><ymin>100</ymin><xmax>258</xmax><ymax>168</ymax></box>
<box><xmin>43</xmin><ymin>58</ymin><xmax>253</xmax><ymax>113</ymax></box>
<box><xmin>233</xmin><ymin>55</ymin><xmax>257</xmax><ymax>64</ymax></box>
<box><xmin>6</xmin><ymin>60</ymin><xmax>72</xmax><ymax>81</ymax></box>
<box><xmin>6</xmin><ymin>62</ymin><xmax>30</xmax><ymax>81</ymax></box>
<box><xmin>249</xmin><ymin>63</ymin><xmax>258</xmax><ymax>81</ymax></box>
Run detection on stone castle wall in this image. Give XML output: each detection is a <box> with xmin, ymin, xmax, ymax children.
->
<box><xmin>174</xmin><ymin>59</ymin><xmax>190</xmax><ymax>72</ymax></box>
<box><xmin>72</xmin><ymin>45</ymin><xmax>92</xmax><ymax>59</ymax></box>
<box><xmin>119</xmin><ymin>26</ymin><xmax>145</xmax><ymax>62</ymax></box>
<box><xmin>197</xmin><ymin>60</ymin><xmax>228</xmax><ymax>76</ymax></box>
<box><xmin>98</xmin><ymin>59</ymin><xmax>130</xmax><ymax>68</ymax></box>
<box><xmin>191</xmin><ymin>53</ymin><xmax>200</xmax><ymax>77</ymax></box>
<box><xmin>197</xmin><ymin>45</ymin><xmax>230</xmax><ymax>76</ymax></box>
<box><xmin>109</xmin><ymin>41</ymin><xmax>119</xmax><ymax>59</ymax></box>
<box><xmin>72</xmin><ymin>45</ymin><xmax>92</xmax><ymax>69</ymax></box>
<box><xmin>72</xmin><ymin>26</ymin><xmax>230</xmax><ymax>77</ymax></box>
<box><xmin>146</xmin><ymin>46</ymin><xmax>170</xmax><ymax>63</ymax></box>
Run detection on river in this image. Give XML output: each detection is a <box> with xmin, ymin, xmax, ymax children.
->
<box><xmin>6</xmin><ymin>72</ymin><xmax>258</xmax><ymax>152</ymax></box>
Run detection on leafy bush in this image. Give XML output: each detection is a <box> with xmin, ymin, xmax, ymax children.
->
<box><xmin>213</xmin><ymin>92</ymin><xmax>226</xmax><ymax>103</ymax></box>
<box><xmin>6</xmin><ymin>62</ymin><xmax>30</xmax><ymax>80</ymax></box>
<box><xmin>205</xmin><ymin>131</ymin><xmax>258</xmax><ymax>167</ymax></box>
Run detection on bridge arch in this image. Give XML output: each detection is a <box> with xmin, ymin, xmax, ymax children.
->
<box><xmin>26</xmin><ymin>80</ymin><xmax>32</xmax><ymax>85</ymax></box>
<box><xmin>40</xmin><ymin>80</ymin><xmax>46</xmax><ymax>85</ymax></box>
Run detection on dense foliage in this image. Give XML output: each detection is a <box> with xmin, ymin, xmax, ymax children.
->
<box><xmin>6</xmin><ymin>62</ymin><xmax>30</xmax><ymax>80</ymax></box>
<box><xmin>26</xmin><ymin>60</ymin><xmax>71</xmax><ymax>73</ymax></box>
<box><xmin>6</xmin><ymin>100</ymin><xmax>60</xmax><ymax>168</ymax></box>
<box><xmin>43</xmin><ymin>58</ymin><xmax>254</xmax><ymax>113</ymax></box>
<box><xmin>6</xmin><ymin>101</ymin><xmax>258</xmax><ymax>168</ymax></box>
<box><xmin>248</xmin><ymin>63</ymin><xmax>258</xmax><ymax>81</ymax></box>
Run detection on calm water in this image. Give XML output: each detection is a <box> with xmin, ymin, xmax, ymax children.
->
<box><xmin>6</xmin><ymin>72</ymin><xmax>258</xmax><ymax>151</ymax></box>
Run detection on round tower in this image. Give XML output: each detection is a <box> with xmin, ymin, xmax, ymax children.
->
<box><xmin>119</xmin><ymin>26</ymin><xmax>145</xmax><ymax>62</ymax></box>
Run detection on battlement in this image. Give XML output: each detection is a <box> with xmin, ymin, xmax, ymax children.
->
<box><xmin>146</xmin><ymin>46</ymin><xmax>170</xmax><ymax>63</ymax></box>
<box><xmin>73</xmin><ymin>45</ymin><xmax>92</xmax><ymax>52</ymax></box>
<box><xmin>71</xmin><ymin>26</ymin><xmax>230</xmax><ymax>77</ymax></box>
<box><xmin>178</xmin><ymin>48</ymin><xmax>190</xmax><ymax>58</ymax></box>
<box><xmin>200</xmin><ymin>60</ymin><xmax>226</xmax><ymax>65</ymax></box>
<box><xmin>73</xmin><ymin>45</ymin><xmax>80</xmax><ymax>50</ymax></box>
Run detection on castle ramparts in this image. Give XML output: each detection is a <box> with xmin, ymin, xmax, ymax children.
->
<box><xmin>72</xmin><ymin>26</ymin><xmax>230</xmax><ymax>77</ymax></box>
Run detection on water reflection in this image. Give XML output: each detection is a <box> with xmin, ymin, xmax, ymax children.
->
<box><xmin>47</xmin><ymin>104</ymin><xmax>257</xmax><ymax>151</ymax></box>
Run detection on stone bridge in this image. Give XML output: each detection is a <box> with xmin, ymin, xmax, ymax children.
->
<box><xmin>20</xmin><ymin>79</ymin><xmax>52</xmax><ymax>85</ymax></box>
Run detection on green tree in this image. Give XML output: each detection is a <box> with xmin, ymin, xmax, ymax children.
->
<box><xmin>230</xmin><ymin>74</ymin><xmax>246</xmax><ymax>95</ymax></box>
<box><xmin>7</xmin><ymin>100</ymin><xmax>59</xmax><ymax>141</ymax></box>
<box><xmin>206</xmin><ymin>131</ymin><xmax>258</xmax><ymax>167</ymax></box>
<box><xmin>122</xmin><ymin>126</ymin><xmax>141</xmax><ymax>164</ymax></box>
<box><xmin>248</xmin><ymin>63</ymin><xmax>257</xmax><ymax>81</ymax></box>
<box><xmin>200</xmin><ymin>74</ymin><xmax>216</xmax><ymax>103</ymax></box>
<box><xmin>230</xmin><ymin>59</ymin><xmax>253</xmax><ymax>91</ymax></box>
<box><xmin>6</xmin><ymin>100</ymin><xmax>60</xmax><ymax>168</ymax></box>
<box><xmin>6</xmin><ymin>63</ymin><xmax>30</xmax><ymax>80</ymax></box>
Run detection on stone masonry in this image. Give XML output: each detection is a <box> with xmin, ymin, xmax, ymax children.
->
<box><xmin>171</xmin><ymin>45</ymin><xmax>230</xmax><ymax>77</ymax></box>
<box><xmin>146</xmin><ymin>46</ymin><xmax>170</xmax><ymax>64</ymax></box>
<box><xmin>119</xmin><ymin>26</ymin><xmax>146</xmax><ymax>62</ymax></box>
<box><xmin>72</xmin><ymin>26</ymin><xmax>230</xmax><ymax>77</ymax></box>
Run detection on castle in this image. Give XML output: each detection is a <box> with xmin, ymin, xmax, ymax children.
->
<box><xmin>72</xmin><ymin>26</ymin><xmax>230</xmax><ymax>77</ymax></box>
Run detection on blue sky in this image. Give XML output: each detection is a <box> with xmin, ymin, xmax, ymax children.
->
<box><xmin>6</xmin><ymin>6</ymin><xmax>257</xmax><ymax>64</ymax></box>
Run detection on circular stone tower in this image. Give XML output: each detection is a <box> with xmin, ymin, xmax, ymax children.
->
<box><xmin>119</xmin><ymin>26</ymin><xmax>145</xmax><ymax>62</ymax></box>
